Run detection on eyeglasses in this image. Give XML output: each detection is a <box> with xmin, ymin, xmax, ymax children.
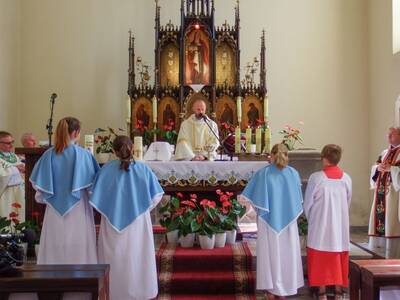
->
<box><xmin>0</xmin><ymin>141</ymin><xmax>15</xmax><ymax>145</ymax></box>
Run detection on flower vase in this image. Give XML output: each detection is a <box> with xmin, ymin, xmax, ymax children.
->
<box><xmin>199</xmin><ymin>234</ymin><xmax>215</xmax><ymax>249</ymax></box>
<box><xmin>96</xmin><ymin>153</ymin><xmax>111</xmax><ymax>164</ymax></box>
<box><xmin>166</xmin><ymin>230</ymin><xmax>179</xmax><ymax>245</ymax></box>
<box><xmin>180</xmin><ymin>233</ymin><xmax>195</xmax><ymax>248</ymax></box>
<box><xmin>215</xmin><ymin>232</ymin><xmax>227</xmax><ymax>248</ymax></box>
<box><xmin>226</xmin><ymin>229</ymin><xmax>237</xmax><ymax>244</ymax></box>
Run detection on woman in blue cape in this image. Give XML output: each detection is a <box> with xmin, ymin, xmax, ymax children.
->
<box><xmin>240</xmin><ymin>144</ymin><xmax>304</xmax><ymax>300</ymax></box>
<box><xmin>90</xmin><ymin>135</ymin><xmax>164</xmax><ymax>300</ymax></box>
<box><xmin>29</xmin><ymin>117</ymin><xmax>99</xmax><ymax>300</ymax></box>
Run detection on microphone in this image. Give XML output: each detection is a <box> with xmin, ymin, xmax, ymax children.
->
<box><xmin>50</xmin><ymin>93</ymin><xmax>57</xmax><ymax>101</ymax></box>
<box><xmin>200</xmin><ymin>113</ymin><xmax>209</xmax><ymax>121</ymax></box>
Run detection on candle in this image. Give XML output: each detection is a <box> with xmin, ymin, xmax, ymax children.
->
<box><xmin>134</xmin><ymin>136</ymin><xmax>143</xmax><ymax>160</ymax></box>
<box><xmin>126</xmin><ymin>96</ymin><xmax>131</xmax><ymax>123</ymax></box>
<box><xmin>84</xmin><ymin>135</ymin><xmax>94</xmax><ymax>154</ymax></box>
<box><xmin>236</xmin><ymin>96</ymin><xmax>242</xmax><ymax>123</ymax></box>
<box><xmin>152</xmin><ymin>96</ymin><xmax>157</xmax><ymax>123</ymax></box>
<box><xmin>235</xmin><ymin>126</ymin><xmax>241</xmax><ymax>154</ymax></box>
<box><xmin>246</xmin><ymin>127</ymin><xmax>252</xmax><ymax>154</ymax></box>
<box><xmin>256</xmin><ymin>127</ymin><xmax>262</xmax><ymax>153</ymax></box>
<box><xmin>264</xmin><ymin>126</ymin><xmax>271</xmax><ymax>153</ymax></box>
<box><xmin>263</xmin><ymin>96</ymin><xmax>269</xmax><ymax>121</ymax></box>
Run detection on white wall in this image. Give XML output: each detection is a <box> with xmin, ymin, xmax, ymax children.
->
<box><xmin>8</xmin><ymin>0</ymin><xmax>372</xmax><ymax>224</ymax></box>
<box><xmin>0</xmin><ymin>0</ymin><xmax>20</xmax><ymax>131</ymax></box>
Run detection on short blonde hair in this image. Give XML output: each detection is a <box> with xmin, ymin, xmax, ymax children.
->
<box><xmin>271</xmin><ymin>143</ymin><xmax>289</xmax><ymax>169</ymax></box>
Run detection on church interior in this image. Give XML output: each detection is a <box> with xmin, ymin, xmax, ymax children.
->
<box><xmin>2</xmin><ymin>0</ymin><xmax>400</xmax><ymax>299</ymax></box>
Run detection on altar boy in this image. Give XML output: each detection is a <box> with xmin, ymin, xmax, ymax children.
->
<box><xmin>304</xmin><ymin>144</ymin><xmax>352</xmax><ymax>299</ymax></box>
<box><xmin>90</xmin><ymin>135</ymin><xmax>164</xmax><ymax>300</ymax></box>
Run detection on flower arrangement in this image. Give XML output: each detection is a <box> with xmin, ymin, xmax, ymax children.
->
<box><xmin>279</xmin><ymin>123</ymin><xmax>303</xmax><ymax>150</ymax></box>
<box><xmin>158</xmin><ymin>191</ymin><xmax>246</xmax><ymax>248</ymax></box>
<box><xmin>161</xmin><ymin>120</ymin><xmax>178</xmax><ymax>146</ymax></box>
<box><xmin>94</xmin><ymin>127</ymin><xmax>124</xmax><ymax>154</ymax></box>
<box><xmin>137</xmin><ymin>119</ymin><xmax>178</xmax><ymax>147</ymax></box>
<box><xmin>297</xmin><ymin>213</ymin><xmax>308</xmax><ymax>236</ymax></box>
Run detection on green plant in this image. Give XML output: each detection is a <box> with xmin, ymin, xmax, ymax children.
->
<box><xmin>279</xmin><ymin>124</ymin><xmax>303</xmax><ymax>151</ymax></box>
<box><xmin>216</xmin><ymin>190</ymin><xmax>246</xmax><ymax>231</ymax></box>
<box><xmin>159</xmin><ymin>196</ymin><xmax>180</xmax><ymax>232</ymax></box>
<box><xmin>197</xmin><ymin>199</ymin><xmax>219</xmax><ymax>238</ymax></box>
<box><xmin>297</xmin><ymin>214</ymin><xmax>308</xmax><ymax>236</ymax></box>
<box><xmin>94</xmin><ymin>127</ymin><xmax>124</xmax><ymax>154</ymax></box>
<box><xmin>161</xmin><ymin>120</ymin><xmax>178</xmax><ymax>145</ymax></box>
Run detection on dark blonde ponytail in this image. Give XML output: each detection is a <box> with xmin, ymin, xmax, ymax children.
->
<box><xmin>112</xmin><ymin>135</ymin><xmax>134</xmax><ymax>171</ymax></box>
<box><xmin>271</xmin><ymin>143</ymin><xmax>289</xmax><ymax>169</ymax></box>
<box><xmin>54</xmin><ymin>117</ymin><xmax>81</xmax><ymax>154</ymax></box>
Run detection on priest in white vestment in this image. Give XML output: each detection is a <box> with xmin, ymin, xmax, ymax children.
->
<box><xmin>90</xmin><ymin>136</ymin><xmax>164</xmax><ymax>300</ymax></box>
<box><xmin>240</xmin><ymin>144</ymin><xmax>304</xmax><ymax>299</ymax></box>
<box><xmin>174</xmin><ymin>99</ymin><xmax>219</xmax><ymax>161</ymax></box>
<box><xmin>0</xmin><ymin>131</ymin><xmax>25</xmax><ymax>222</ymax></box>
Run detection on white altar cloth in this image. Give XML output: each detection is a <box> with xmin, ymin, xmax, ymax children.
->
<box><xmin>145</xmin><ymin>161</ymin><xmax>268</xmax><ymax>185</ymax></box>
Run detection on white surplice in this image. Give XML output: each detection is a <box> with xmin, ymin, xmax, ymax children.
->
<box><xmin>97</xmin><ymin>195</ymin><xmax>162</xmax><ymax>300</ymax></box>
<box><xmin>0</xmin><ymin>156</ymin><xmax>25</xmax><ymax>222</ymax></box>
<box><xmin>304</xmin><ymin>171</ymin><xmax>352</xmax><ymax>252</ymax></box>
<box><xmin>256</xmin><ymin>217</ymin><xmax>304</xmax><ymax>296</ymax></box>
<box><xmin>174</xmin><ymin>114</ymin><xmax>219</xmax><ymax>160</ymax></box>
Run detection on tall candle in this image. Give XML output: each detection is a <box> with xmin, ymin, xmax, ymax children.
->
<box><xmin>152</xmin><ymin>96</ymin><xmax>157</xmax><ymax>123</ymax></box>
<box><xmin>126</xmin><ymin>96</ymin><xmax>131</xmax><ymax>123</ymax></box>
<box><xmin>84</xmin><ymin>135</ymin><xmax>94</xmax><ymax>154</ymax></box>
<box><xmin>134</xmin><ymin>136</ymin><xmax>143</xmax><ymax>160</ymax></box>
<box><xmin>246</xmin><ymin>127</ymin><xmax>252</xmax><ymax>154</ymax></box>
<box><xmin>235</xmin><ymin>126</ymin><xmax>241</xmax><ymax>154</ymax></box>
<box><xmin>264</xmin><ymin>126</ymin><xmax>271</xmax><ymax>153</ymax></box>
<box><xmin>236</xmin><ymin>96</ymin><xmax>242</xmax><ymax>123</ymax></box>
<box><xmin>256</xmin><ymin>127</ymin><xmax>262</xmax><ymax>153</ymax></box>
<box><xmin>263</xmin><ymin>96</ymin><xmax>269</xmax><ymax>121</ymax></box>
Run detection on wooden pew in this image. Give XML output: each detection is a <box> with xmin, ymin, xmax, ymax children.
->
<box><xmin>350</xmin><ymin>259</ymin><xmax>400</xmax><ymax>300</ymax></box>
<box><xmin>0</xmin><ymin>264</ymin><xmax>109</xmax><ymax>300</ymax></box>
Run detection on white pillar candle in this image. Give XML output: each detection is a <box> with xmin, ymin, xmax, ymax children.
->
<box><xmin>152</xmin><ymin>96</ymin><xmax>158</xmax><ymax>123</ymax></box>
<box><xmin>133</xmin><ymin>136</ymin><xmax>143</xmax><ymax>160</ymax></box>
<box><xmin>235</xmin><ymin>126</ymin><xmax>241</xmax><ymax>154</ymax></box>
<box><xmin>84</xmin><ymin>135</ymin><xmax>94</xmax><ymax>154</ymax></box>
<box><xmin>263</xmin><ymin>96</ymin><xmax>269</xmax><ymax>121</ymax></box>
<box><xmin>264</xmin><ymin>126</ymin><xmax>271</xmax><ymax>153</ymax></box>
<box><xmin>245</xmin><ymin>127</ymin><xmax>252</xmax><ymax>154</ymax></box>
<box><xmin>126</xmin><ymin>96</ymin><xmax>131</xmax><ymax>123</ymax></box>
<box><xmin>256</xmin><ymin>127</ymin><xmax>262</xmax><ymax>153</ymax></box>
<box><xmin>236</xmin><ymin>96</ymin><xmax>242</xmax><ymax>123</ymax></box>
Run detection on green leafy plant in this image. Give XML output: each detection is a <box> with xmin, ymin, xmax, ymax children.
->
<box><xmin>279</xmin><ymin>124</ymin><xmax>303</xmax><ymax>151</ymax></box>
<box><xmin>297</xmin><ymin>213</ymin><xmax>308</xmax><ymax>236</ymax></box>
<box><xmin>215</xmin><ymin>190</ymin><xmax>246</xmax><ymax>231</ymax></box>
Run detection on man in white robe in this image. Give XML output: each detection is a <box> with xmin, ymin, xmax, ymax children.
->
<box><xmin>0</xmin><ymin>131</ymin><xmax>25</xmax><ymax>222</ymax></box>
<box><xmin>175</xmin><ymin>99</ymin><xmax>219</xmax><ymax>161</ymax></box>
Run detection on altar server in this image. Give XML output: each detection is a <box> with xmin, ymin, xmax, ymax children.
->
<box><xmin>304</xmin><ymin>144</ymin><xmax>351</xmax><ymax>300</ymax></box>
<box><xmin>240</xmin><ymin>143</ymin><xmax>304</xmax><ymax>299</ymax></box>
<box><xmin>90</xmin><ymin>135</ymin><xmax>164</xmax><ymax>300</ymax></box>
<box><xmin>29</xmin><ymin>117</ymin><xmax>99</xmax><ymax>300</ymax></box>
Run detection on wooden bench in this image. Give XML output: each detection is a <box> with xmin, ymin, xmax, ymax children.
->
<box><xmin>350</xmin><ymin>259</ymin><xmax>400</xmax><ymax>300</ymax></box>
<box><xmin>0</xmin><ymin>264</ymin><xmax>109</xmax><ymax>300</ymax></box>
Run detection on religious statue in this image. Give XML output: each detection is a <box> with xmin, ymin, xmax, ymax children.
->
<box><xmin>247</xmin><ymin>103</ymin><xmax>259</xmax><ymax>127</ymax></box>
<box><xmin>136</xmin><ymin>104</ymin><xmax>150</xmax><ymax>128</ymax></box>
<box><xmin>185</xmin><ymin>29</ymin><xmax>210</xmax><ymax>85</ymax></box>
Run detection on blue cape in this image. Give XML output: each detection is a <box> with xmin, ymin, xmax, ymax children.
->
<box><xmin>30</xmin><ymin>144</ymin><xmax>100</xmax><ymax>216</ymax></box>
<box><xmin>89</xmin><ymin>160</ymin><xmax>164</xmax><ymax>232</ymax></box>
<box><xmin>241</xmin><ymin>164</ymin><xmax>303</xmax><ymax>234</ymax></box>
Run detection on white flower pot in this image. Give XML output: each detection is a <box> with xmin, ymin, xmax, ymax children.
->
<box><xmin>199</xmin><ymin>234</ymin><xmax>215</xmax><ymax>249</ymax></box>
<box><xmin>96</xmin><ymin>153</ymin><xmax>111</xmax><ymax>164</ymax></box>
<box><xmin>166</xmin><ymin>230</ymin><xmax>179</xmax><ymax>245</ymax></box>
<box><xmin>35</xmin><ymin>244</ymin><xmax>40</xmax><ymax>258</ymax></box>
<box><xmin>180</xmin><ymin>233</ymin><xmax>195</xmax><ymax>248</ymax></box>
<box><xmin>226</xmin><ymin>229</ymin><xmax>237</xmax><ymax>244</ymax></box>
<box><xmin>215</xmin><ymin>232</ymin><xmax>227</xmax><ymax>248</ymax></box>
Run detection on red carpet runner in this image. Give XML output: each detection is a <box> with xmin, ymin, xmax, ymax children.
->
<box><xmin>156</xmin><ymin>242</ymin><xmax>256</xmax><ymax>300</ymax></box>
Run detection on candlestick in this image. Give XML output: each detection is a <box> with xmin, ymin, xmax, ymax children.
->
<box><xmin>236</xmin><ymin>96</ymin><xmax>242</xmax><ymax>124</ymax></box>
<box><xmin>263</xmin><ymin>96</ymin><xmax>269</xmax><ymax>121</ymax></box>
<box><xmin>246</xmin><ymin>127</ymin><xmax>252</xmax><ymax>154</ymax></box>
<box><xmin>152</xmin><ymin>95</ymin><xmax>157</xmax><ymax>123</ymax></box>
<box><xmin>235</xmin><ymin>126</ymin><xmax>241</xmax><ymax>154</ymax></box>
<box><xmin>256</xmin><ymin>127</ymin><xmax>262</xmax><ymax>153</ymax></box>
<box><xmin>84</xmin><ymin>135</ymin><xmax>94</xmax><ymax>154</ymax></box>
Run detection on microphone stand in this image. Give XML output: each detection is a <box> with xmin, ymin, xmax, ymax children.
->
<box><xmin>46</xmin><ymin>93</ymin><xmax>57</xmax><ymax>147</ymax></box>
<box><xmin>201</xmin><ymin>115</ymin><xmax>234</xmax><ymax>161</ymax></box>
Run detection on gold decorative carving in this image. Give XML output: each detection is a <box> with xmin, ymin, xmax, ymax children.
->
<box><xmin>160</xmin><ymin>43</ymin><xmax>179</xmax><ymax>87</ymax></box>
